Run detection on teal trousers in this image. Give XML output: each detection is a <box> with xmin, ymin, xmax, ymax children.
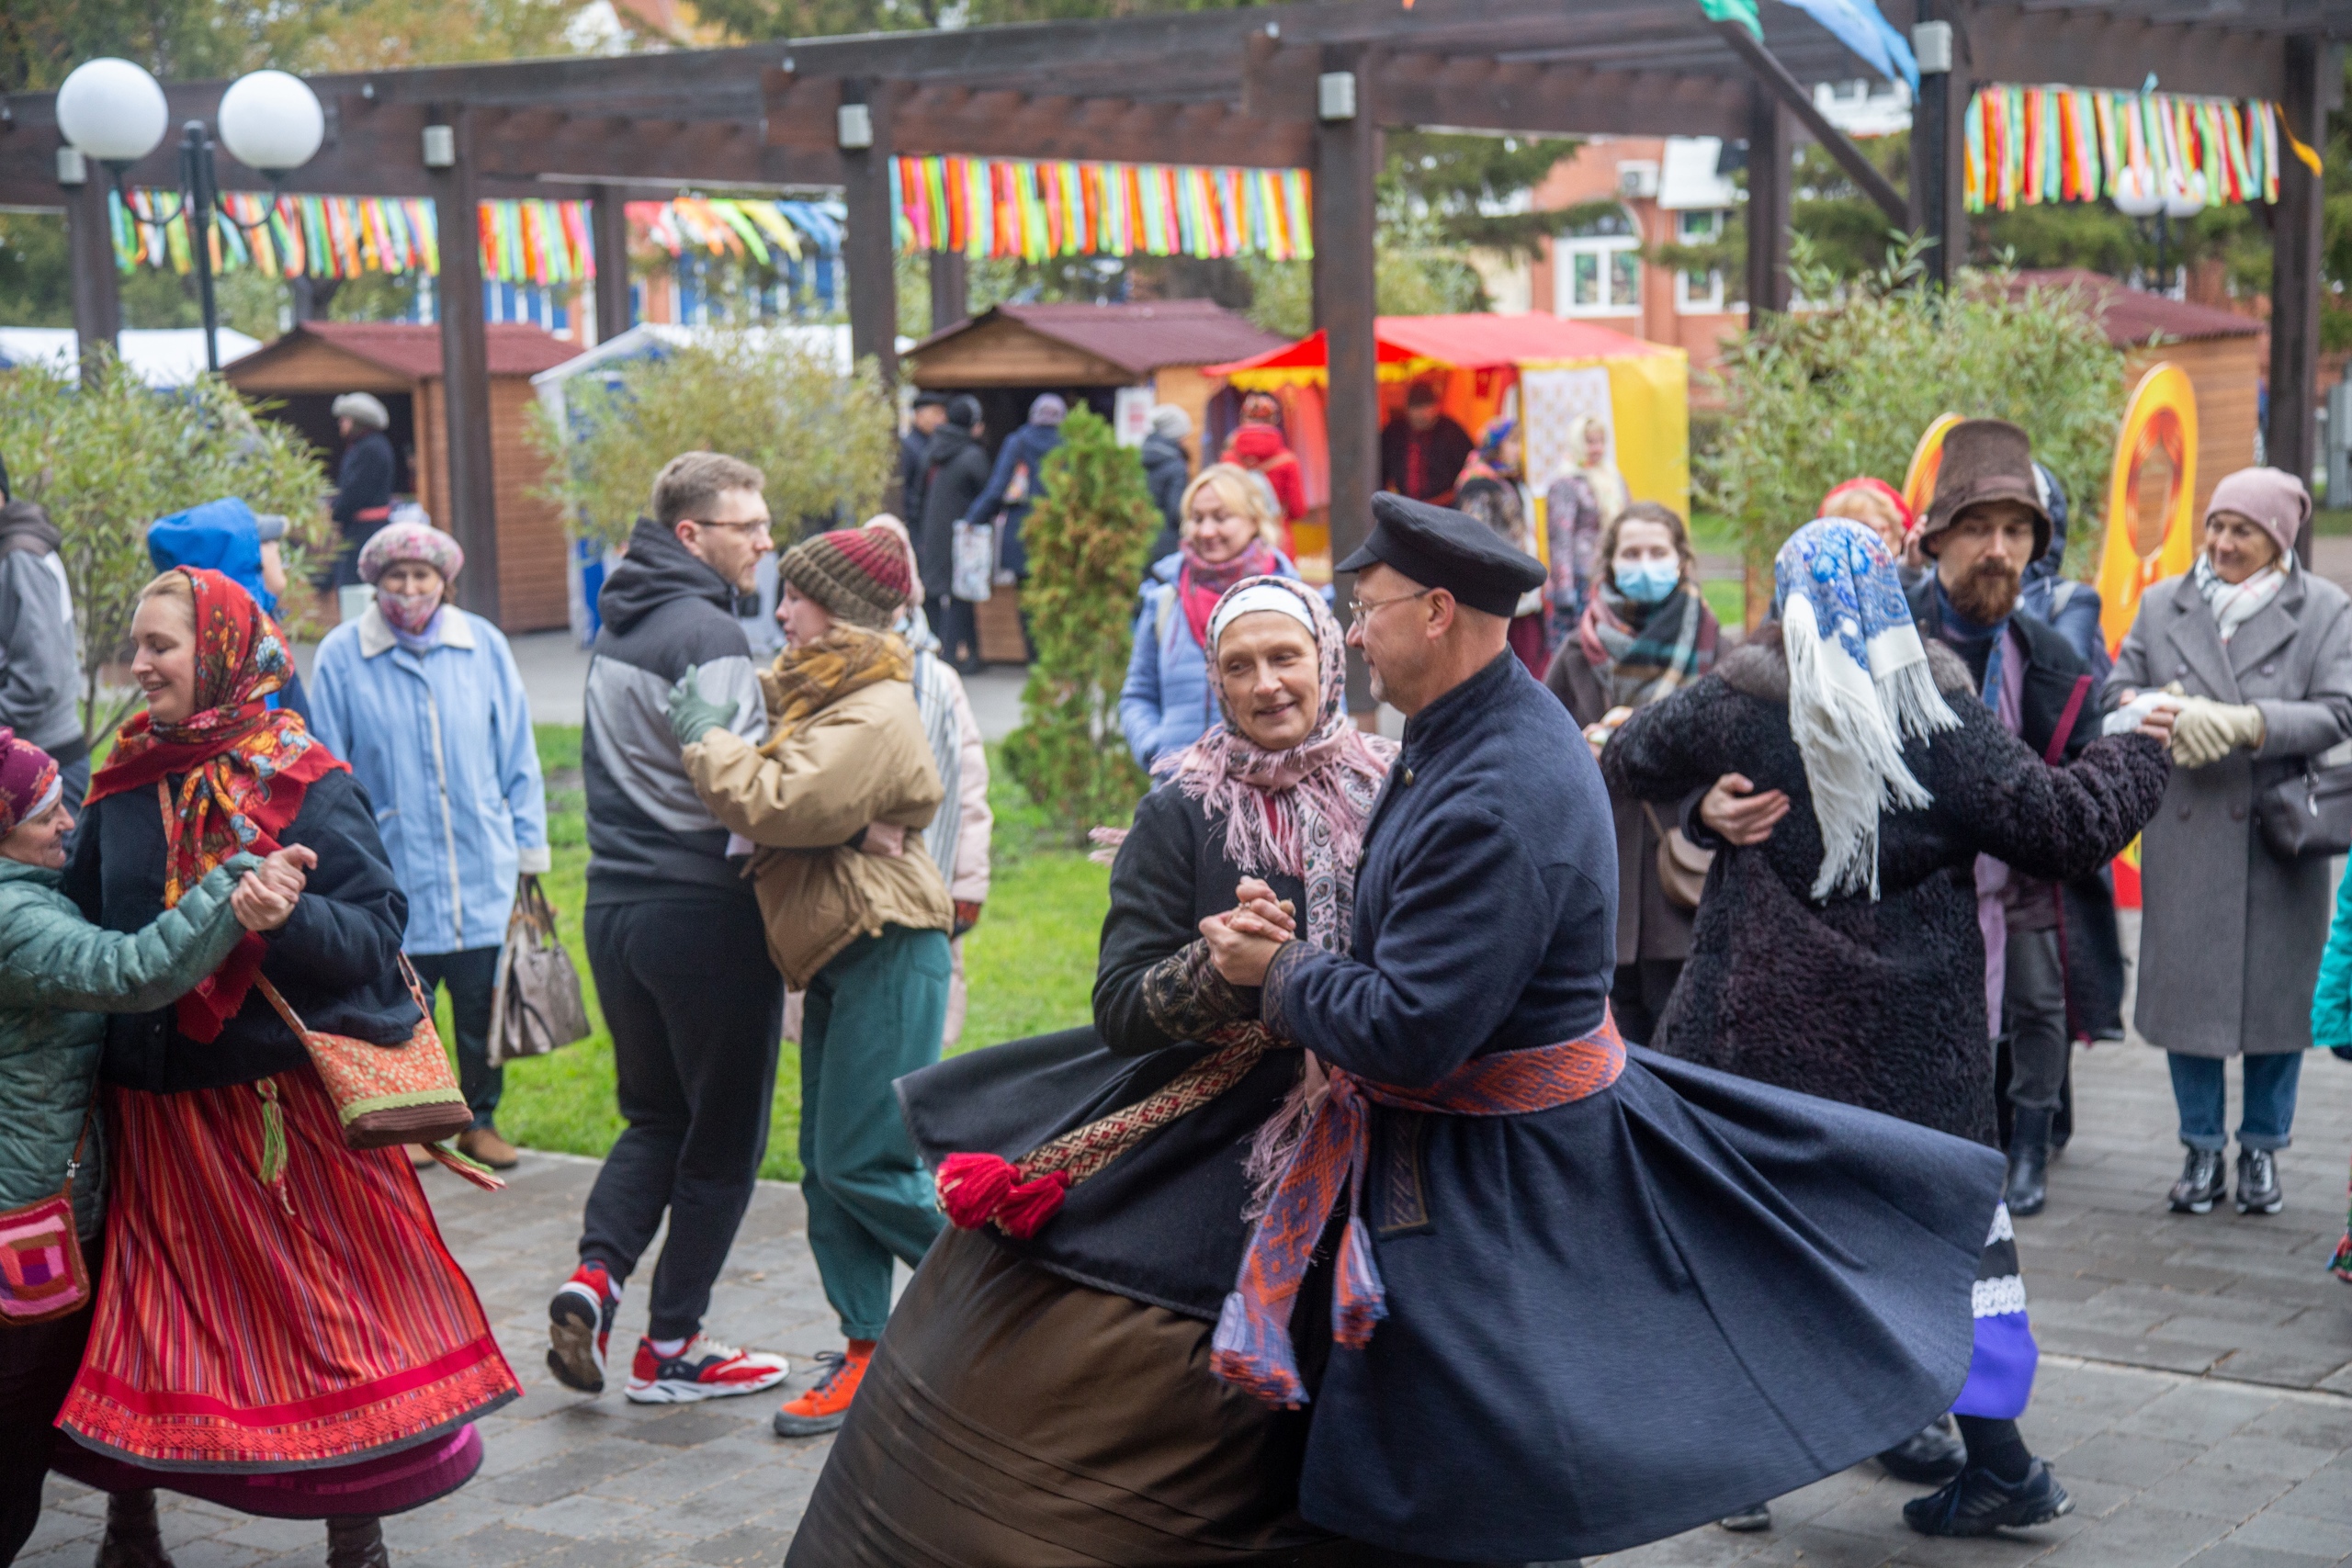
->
<box><xmin>799</xmin><ymin>923</ymin><xmax>952</xmax><ymax>1340</ymax></box>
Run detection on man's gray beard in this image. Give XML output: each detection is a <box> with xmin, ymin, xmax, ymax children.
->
<box><xmin>1365</xmin><ymin>664</ymin><xmax>1388</xmax><ymax>707</ymax></box>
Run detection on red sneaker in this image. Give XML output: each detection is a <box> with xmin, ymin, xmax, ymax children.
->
<box><xmin>772</xmin><ymin>1344</ymin><xmax>873</xmax><ymax>1437</ymax></box>
<box><xmin>624</xmin><ymin>1335</ymin><xmax>791</xmax><ymax>1404</ymax></box>
<box><xmin>547</xmin><ymin>1262</ymin><xmax>620</xmax><ymax>1394</ymax></box>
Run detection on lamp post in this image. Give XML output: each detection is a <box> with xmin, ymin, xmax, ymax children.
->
<box><xmin>55</xmin><ymin>59</ymin><xmax>323</xmax><ymax>374</ymax></box>
<box><xmin>2112</xmin><ymin>164</ymin><xmax>2207</xmax><ymax>299</ymax></box>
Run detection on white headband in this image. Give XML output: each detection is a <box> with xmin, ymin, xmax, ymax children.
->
<box><xmin>1209</xmin><ymin>582</ymin><xmax>1317</xmax><ymax>650</ymax></box>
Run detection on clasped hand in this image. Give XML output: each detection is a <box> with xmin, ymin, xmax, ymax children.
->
<box><xmin>232</xmin><ymin>844</ymin><xmax>317</xmax><ymax>933</ymax></box>
<box><xmin>1200</xmin><ymin>875</ymin><xmax>1295</xmax><ymax>988</ymax></box>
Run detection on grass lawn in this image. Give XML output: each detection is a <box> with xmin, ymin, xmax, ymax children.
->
<box><xmin>485</xmin><ymin>727</ymin><xmax>1108</xmax><ymax>1181</ymax></box>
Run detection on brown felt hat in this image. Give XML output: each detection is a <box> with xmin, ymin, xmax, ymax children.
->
<box><xmin>1919</xmin><ymin>418</ymin><xmax>2049</xmax><ymax>562</ymax></box>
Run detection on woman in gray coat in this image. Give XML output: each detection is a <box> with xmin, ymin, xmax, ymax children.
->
<box><xmin>2108</xmin><ymin>467</ymin><xmax>2352</xmax><ymax>1218</ymax></box>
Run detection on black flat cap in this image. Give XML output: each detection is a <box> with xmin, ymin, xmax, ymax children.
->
<box><xmin>1337</xmin><ymin>491</ymin><xmax>1545</xmax><ymax>617</ymax></box>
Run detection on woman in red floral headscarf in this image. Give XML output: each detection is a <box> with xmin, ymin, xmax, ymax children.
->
<box><xmin>52</xmin><ymin>568</ymin><xmax>516</xmax><ymax>1568</ymax></box>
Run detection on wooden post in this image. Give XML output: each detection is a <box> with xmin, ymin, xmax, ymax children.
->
<box><xmin>2269</xmin><ymin>35</ymin><xmax>2333</xmax><ymax>558</ymax></box>
<box><xmin>929</xmin><ymin>248</ymin><xmax>968</xmax><ymax>334</ymax></box>
<box><xmin>1314</xmin><ymin>46</ymin><xmax>1378</xmax><ymax>714</ymax></box>
<box><xmin>65</xmin><ymin>176</ymin><xmax>121</xmax><ymax>384</ymax></box>
<box><xmin>842</xmin><ymin>81</ymin><xmax>898</xmax><ymax>389</ymax></box>
<box><xmin>1908</xmin><ymin>1</ymin><xmax>1967</xmax><ymax>292</ymax></box>
<box><xmin>428</xmin><ymin>111</ymin><xmax>502</xmax><ymax>624</ymax></box>
<box><xmin>591</xmin><ymin>185</ymin><xmax>634</xmax><ymax>346</ymax></box>
<box><xmin>1744</xmin><ymin>85</ymin><xmax>1791</xmax><ymax>323</ymax></box>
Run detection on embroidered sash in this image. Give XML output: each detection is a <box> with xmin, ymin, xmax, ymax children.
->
<box><xmin>1209</xmin><ymin>1011</ymin><xmax>1627</xmax><ymax>1407</ymax></box>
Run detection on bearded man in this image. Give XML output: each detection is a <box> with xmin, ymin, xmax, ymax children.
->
<box><xmin>1909</xmin><ymin>419</ymin><xmax>2103</xmax><ymax>1222</ymax></box>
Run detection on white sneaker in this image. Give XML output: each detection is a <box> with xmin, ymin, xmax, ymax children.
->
<box><xmin>623</xmin><ymin>1334</ymin><xmax>791</xmax><ymax>1404</ymax></box>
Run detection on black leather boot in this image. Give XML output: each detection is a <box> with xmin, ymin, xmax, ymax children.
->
<box><xmin>2235</xmin><ymin>1147</ymin><xmax>2284</xmax><ymax>1215</ymax></box>
<box><xmin>2168</xmin><ymin>1147</ymin><xmax>2225</xmax><ymax>1213</ymax></box>
<box><xmin>96</xmin><ymin>1489</ymin><xmax>175</xmax><ymax>1568</ymax></box>
<box><xmin>2004</xmin><ymin>1108</ymin><xmax>2052</xmax><ymax>1217</ymax></box>
<box><xmin>326</xmin><ymin>1516</ymin><xmax>390</xmax><ymax>1568</ymax></box>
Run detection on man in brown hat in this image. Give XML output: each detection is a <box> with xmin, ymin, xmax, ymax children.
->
<box><xmin>1909</xmin><ymin>417</ymin><xmax>2105</xmax><ymax>1222</ymax></box>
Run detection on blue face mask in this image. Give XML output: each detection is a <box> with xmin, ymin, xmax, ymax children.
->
<box><xmin>1616</xmin><ymin>560</ymin><xmax>1680</xmax><ymax>605</ymax></box>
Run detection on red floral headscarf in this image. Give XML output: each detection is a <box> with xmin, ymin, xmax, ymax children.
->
<box><xmin>86</xmin><ymin>568</ymin><xmax>347</xmax><ymax>1041</ymax></box>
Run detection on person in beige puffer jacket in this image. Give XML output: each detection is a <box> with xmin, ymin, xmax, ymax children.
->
<box><xmin>668</xmin><ymin>525</ymin><xmax>952</xmax><ymax>1439</ymax></box>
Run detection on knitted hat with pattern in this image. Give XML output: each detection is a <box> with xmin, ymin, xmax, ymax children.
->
<box><xmin>780</xmin><ymin>527</ymin><xmax>910</xmax><ymax>629</ymax></box>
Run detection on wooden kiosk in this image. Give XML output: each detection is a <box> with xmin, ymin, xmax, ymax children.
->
<box><xmin>224</xmin><ymin>321</ymin><xmax>578</xmax><ymax>631</ymax></box>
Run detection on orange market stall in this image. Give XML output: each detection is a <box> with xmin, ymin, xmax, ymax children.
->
<box><xmin>1204</xmin><ymin>313</ymin><xmax>1690</xmax><ymax>581</ymax></box>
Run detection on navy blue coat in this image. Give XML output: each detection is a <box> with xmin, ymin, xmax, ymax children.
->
<box><xmin>1260</xmin><ymin>649</ymin><xmax>2003</xmax><ymax>1561</ymax></box>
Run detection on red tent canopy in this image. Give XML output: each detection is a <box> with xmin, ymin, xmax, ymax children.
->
<box><xmin>1207</xmin><ymin>312</ymin><xmax>1670</xmax><ymax>383</ymax></box>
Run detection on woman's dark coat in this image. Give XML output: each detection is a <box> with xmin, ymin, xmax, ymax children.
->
<box><xmin>1547</xmin><ymin>644</ymin><xmax>1697</xmax><ymax>967</ymax></box>
<box><xmin>898</xmin><ymin>782</ymin><xmax>1305</xmax><ymax>1318</ymax></box>
<box><xmin>913</xmin><ymin>423</ymin><xmax>991</xmax><ymax>597</ymax></box>
<box><xmin>64</xmin><ymin>768</ymin><xmax>420</xmax><ymax>1094</ymax></box>
<box><xmin>2107</xmin><ymin>569</ymin><xmax>2352</xmax><ymax>1056</ymax></box>
<box><xmin>1606</xmin><ymin>626</ymin><xmax>2169</xmax><ymax>1145</ymax></box>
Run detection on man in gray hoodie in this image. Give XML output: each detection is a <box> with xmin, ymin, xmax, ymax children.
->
<box><xmin>548</xmin><ymin>452</ymin><xmax>795</xmax><ymax>1406</ymax></box>
<box><xmin>0</xmin><ymin>502</ymin><xmax>85</xmax><ymax>807</ymax></box>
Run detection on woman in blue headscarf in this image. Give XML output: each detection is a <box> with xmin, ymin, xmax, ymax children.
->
<box><xmin>1608</xmin><ymin>517</ymin><xmax>2174</xmax><ymax>1539</ymax></box>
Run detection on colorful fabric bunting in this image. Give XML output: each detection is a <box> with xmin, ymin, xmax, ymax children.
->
<box><xmin>888</xmin><ymin>155</ymin><xmax>1312</xmax><ymax>263</ymax></box>
<box><xmin>1964</xmin><ymin>85</ymin><xmax>2287</xmax><ymax>213</ymax></box>
<box><xmin>113</xmin><ymin>193</ymin><xmax>845</xmax><ymax>284</ymax></box>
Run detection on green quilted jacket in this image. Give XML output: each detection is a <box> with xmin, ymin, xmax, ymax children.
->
<box><xmin>0</xmin><ymin>851</ymin><xmax>258</xmax><ymax>1237</ymax></box>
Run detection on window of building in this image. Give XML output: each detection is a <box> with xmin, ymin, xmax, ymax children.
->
<box><xmin>1553</xmin><ymin>205</ymin><xmax>1641</xmax><ymax>318</ymax></box>
<box><xmin>1673</xmin><ymin>209</ymin><xmax>1728</xmax><ymax>314</ymax></box>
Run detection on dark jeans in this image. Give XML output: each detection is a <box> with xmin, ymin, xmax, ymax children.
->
<box><xmin>411</xmin><ymin>945</ymin><xmax>503</xmax><ymax>1127</ymax></box>
<box><xmin>927</xmin><ymin>592</ymin><xmax>981</xmax><ymax>669</ymax></box>
<box><xmin>0</xmin><ymin>1240</ymin><xmax>96</xmax><ymax>1564</ymax></box>
<box><xmin>2169</xmin><ymin>1051</ymin><xmax>2304</xmax><ymax>1152</ymax></box>
<box><xmin>1609</xmin><ymin>959</ymin><xmax>1683</xmax><ymax>1047</ymax></box>
<box><xmin>579</xmin><ymin>895</ymin><xmax>783</xmax><ymax>1341</ymax></box>
<box><xmin>2003</xmin><ymin>928</ymin><xmax>2068</xmax><ymax>1117</ymax></box>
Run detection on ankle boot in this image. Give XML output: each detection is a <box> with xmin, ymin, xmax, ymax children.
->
<box><xmin>2004</xmin><ymin>1108</ymin><xmax>2052</xmax><ymax>1217</ymax></box>
<box><xmin>96</xmin><ymin>1489</ymin><xmax>175</xmax><ymax>1568</ymax></box>
<box><xmin>326</xmin><ymin>1517</ymin><xmax>389</xmax><ymax>1568</ymax></box>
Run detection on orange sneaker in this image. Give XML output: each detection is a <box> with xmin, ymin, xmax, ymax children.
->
<box><xmin>771</xmin><ymin>1342</ymin><xmax>873</xmax><ymax>1437</ymax></box>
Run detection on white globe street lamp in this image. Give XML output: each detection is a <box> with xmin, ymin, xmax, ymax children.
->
<box><xmin>54</xmin><ymin>57</ymin><xmax>324</xmax><ymax>371</ymax></box>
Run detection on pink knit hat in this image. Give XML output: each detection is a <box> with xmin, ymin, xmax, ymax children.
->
<box><xmin>2206</xmin><ymin>467</ymin><xmax>2312</xmax><ymax>564</ymax></box>
<box><xmin>0</xmin><ymin>728</ymin><xmax>60</xmax><ymax>840</ymax></box>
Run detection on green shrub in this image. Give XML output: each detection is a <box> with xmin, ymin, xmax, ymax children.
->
<box><xmin>1001</xmin><ymin>405</ymin><xmax>1156</xmax><ymax>843</ymax></box>
<box><xmin>1702</xmin><ymin>236</ymin><xmax>2125</xmax><ymax>581</ymax></box>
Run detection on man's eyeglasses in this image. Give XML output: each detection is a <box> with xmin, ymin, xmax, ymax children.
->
<box><xmin>684</xmin><ymin>518</ymin><xmax>775</xmax><ymax>541</ymax></box>
<box><xmin>1347</xmin><ymin>587</ymin><xmax>1434</xmax><ymax>620</ymax></box>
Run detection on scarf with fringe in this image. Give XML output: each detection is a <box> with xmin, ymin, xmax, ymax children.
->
<box><xmin>1164</xmin><ymin>576</ymin><xmax>1396</xmax><ymax>954</ymax></box>
<box><xmin>1577</xmin><ymin>581</ymin><xmax>1717</xmax><ymax>708</ymax></box>
<box><xmin>1774</xmin><ymin>518</ymin><xmax>1961</xmax><ymax>902</ymax></box>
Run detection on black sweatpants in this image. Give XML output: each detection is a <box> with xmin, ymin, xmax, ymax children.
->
<box><xmin>578</xmin><ymin>895</ymin><xmax>784</xmax><ymax>1342</ymax></box>
<box><xmin>2003</xmin><ymin>928</ymin><xmax>2069</xmax><ymax>1117</ymax></box>
<box><xmin>411</xmin><ymin>945</ymin><xmax>502</xmax><ymax>1127</ymax></box>
<box><xmin>926</xmin><ymin>591</ymin><xmax>981</xmax><ymax>669</ymax></box>
<box><xmin>0</xmin><ymin>1241</ymin><xmax>96</xmax><ymax>1565</ymax></box>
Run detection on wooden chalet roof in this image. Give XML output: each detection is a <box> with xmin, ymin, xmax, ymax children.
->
<box><xmin>907</xmin><ymin>301</ymin><xmax>1287</xmax><ymax>387</ymax></box>
<box><xmin>2008</xmin><ymin>269</ymin><xmax>2263</xmax><ymax>347</ymax></box>
<box><xmin>224</xmin><ymin>322</ymin><xmax>577</xmax><ymax>392</ymax></box>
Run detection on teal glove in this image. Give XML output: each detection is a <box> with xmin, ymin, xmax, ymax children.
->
<box><xmin>667</xmin><ymin>666</ymin><xmax>735</xmax><ymax>748</ymax></box>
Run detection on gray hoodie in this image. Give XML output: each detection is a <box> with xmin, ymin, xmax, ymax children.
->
<box><xmin>582</xmin><ymin>517</ymin><xmax>766</xmax><ymax>906</ymax></box>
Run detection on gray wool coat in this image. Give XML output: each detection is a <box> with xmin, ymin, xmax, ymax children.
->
<box><xmin>2107</xmin><ymin>569</ymin><xmax>2352</xmax><ymax>1057</ymax></box>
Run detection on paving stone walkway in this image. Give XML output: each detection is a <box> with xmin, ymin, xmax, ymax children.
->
<box><xmin>22</xmin><ymin>1000</ymin><xmax>2352</xmax><ymax>1567</ymax></box>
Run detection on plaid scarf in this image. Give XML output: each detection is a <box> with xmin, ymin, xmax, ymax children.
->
<box><xmin>85</xmin><ymin>568</ymin><xmax>346</xmax><ymax>1043</ymax></box>
<box><xmin>1176</xmin><ymin>539</ymin><xmax>1277</xmax><ymax>650</ymax></box>
<box><xmin>1209</xmin><ymin>1010</ymin><xmax>1628</xmax><ymax>1407</ymax></box>
<box><xmin>757</xmin><ymin>624</ymin><xmax>912</xmax><ymax>752</ymax></box>
<box><xmin>1577</xmin><ymin>582</ymin><xmax>1717</xmax><ymax>708</ymax></box>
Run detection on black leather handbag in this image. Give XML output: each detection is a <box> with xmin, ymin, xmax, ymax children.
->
<box><xmin>2256</xmin><ymin>759</ymin><xmax>2352</xmax><ymax>861</ymax></box>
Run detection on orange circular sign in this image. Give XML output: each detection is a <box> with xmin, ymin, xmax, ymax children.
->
<box><xmin>1900</xmin><ymin>412</ymin><xmax>1963</xmax><ymax>524</ymax></box>
<box><xmin>2096</xmin><ymin>363</ymin><xmax>2199</xmax><ymax>656</ymax></box>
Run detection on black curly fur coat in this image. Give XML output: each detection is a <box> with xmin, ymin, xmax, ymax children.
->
<box><xmin>1604</xmin><ymin>624</ymin><xmax>2169</xmax><ymax>1146</ymax></box>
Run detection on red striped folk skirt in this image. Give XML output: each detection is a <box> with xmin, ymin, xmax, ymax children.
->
<box><xmin>54</xmin><ymin>1066</ymin><xmax>517</xmax><ymax>1472</ymax></box>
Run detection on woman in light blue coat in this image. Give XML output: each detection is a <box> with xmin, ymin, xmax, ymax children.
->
<box><xmin>308</xmin><ymin>520</ymin><xmax>548</xmax><ymax>1170</ymax></box>
<box><xmin>1118</xmin><ymin>464</ymin><xmax>1297</xmax><ymax>771</ymax></box>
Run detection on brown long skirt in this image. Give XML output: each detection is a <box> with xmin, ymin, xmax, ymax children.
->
<box><xmin>787</xmin><ymin>1229</ymin><xmax>1521</xmax><ymax>1567</ymax></box>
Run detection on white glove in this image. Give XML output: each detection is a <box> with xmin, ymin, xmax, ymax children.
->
<box><xmin>2169</xmin><ymin>697</ymin><xmax>2264</xmax><ymax>769</ymax></box>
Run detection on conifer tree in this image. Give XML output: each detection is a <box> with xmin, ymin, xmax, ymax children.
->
<box><xmin>1001</xmin><ymin>405</ymin><xmax>1157</xmax><ymax>841</ymax></box>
